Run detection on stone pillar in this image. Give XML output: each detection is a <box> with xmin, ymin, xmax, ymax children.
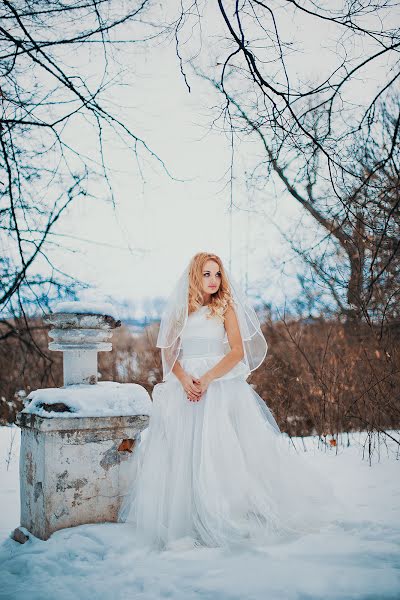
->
<box><xmin>44</xmin><ymin>310</ymin><xmax>121</xmax><ymax>386</ymax></box>
<box><xmin>14</xmin><ymin>306</ymin><xmax>152</xmax><ymax>542</ymax></box>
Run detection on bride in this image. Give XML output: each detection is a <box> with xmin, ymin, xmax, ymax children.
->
<box><xmin>119</xmin><ymin>252</ymin><xmax>340</xmax><ymax>550</ymax></box>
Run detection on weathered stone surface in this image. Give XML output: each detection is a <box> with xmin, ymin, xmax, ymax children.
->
<box><xmin>61</xmin><ymin>349</ymin><xmax>101</xmax><ymax>385</ymax></box>
<box><xmin>12</xmin><ymin>527</ymin><xmax>30</xmax><ymax>544</ymax></box>
<box><xmin>40</xmin><ymin>402</ymin><xmax>72</xmax><ymax>413</ymax></box>
<box><xmin>43</xmin><ymin>312</ymin><xmax>120</xmax><ymax>385</ymax></box>
<box><xmin>43</xmin><ymin>312</ymin><xmax>121</xmax><ymax>329</ymax></box>
<box><xmin>17</xmin><ymin>412</ymin><xmax>148</xmax><ymax>433</ymax></box>
<box><xmin>17</xmin><ymin>413</ymin><xmax>149</xmax><ymax>540</ymax></box>
<box><xmin>117</xmin><ymin>439</ymin><xmax>135</xmax><ymax>453</ymax></box>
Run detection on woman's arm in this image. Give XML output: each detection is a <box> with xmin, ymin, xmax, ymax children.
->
<box><xmin>172</xmin><ymin>358</ymin><xmax>202</xmax><ymax>401</ymax></box>
<box><xmin>198</xmin><ymin>305</ymin><xmax>244</xmax><ymax>394</ymax></box>
<box><xmin>171</xmin><ymin>358</ymin><xmax>186</xmax><ymax>381</ymax></box>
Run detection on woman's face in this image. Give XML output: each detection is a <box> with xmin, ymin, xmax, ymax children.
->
<box><xmin>201</xmin><ymin>260</ymin><xmax>222</xmax><ymax>297</ymax></box>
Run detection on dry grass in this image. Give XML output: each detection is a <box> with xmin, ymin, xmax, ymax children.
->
<box><xmin>251</xmin><ymin>318</ymin><xmax>400</xmax><ymax>441</ymax></box>
<box><xmin>1</xmin><ymin>317</ymin><xmax>399</xmax><ymax>445</ymax></box>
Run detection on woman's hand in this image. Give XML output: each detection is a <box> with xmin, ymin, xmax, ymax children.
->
<box><xmin>180</xmin><ymin>372</ymin><xmax>202</xmax><ymax>402</ymax></box>
<box><xmin>196</xmin><ymin>373</ymin><xmax>214</xmax><ymax>399</ymax></box>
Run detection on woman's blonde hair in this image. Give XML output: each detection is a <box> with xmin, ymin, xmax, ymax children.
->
<box><xmin>188</xmin><ymin>252</ymin><xmax>234</xmax><ymax>320</ymax></box>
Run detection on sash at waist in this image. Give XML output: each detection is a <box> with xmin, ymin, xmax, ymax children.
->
<box><xmin>180</xmin><ymin>337</ymin><xmax>225</xmax><ymax>358</ymax></box>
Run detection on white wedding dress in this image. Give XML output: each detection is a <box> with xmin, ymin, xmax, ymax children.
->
<box><xmin>119</xmin><ymin>305</ymin><xmax>340</xmax><ymax>550</ymax></box>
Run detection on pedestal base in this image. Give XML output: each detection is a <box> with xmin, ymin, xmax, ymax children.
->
<box><xmin>16</xmin><ymin>412</ymin><xmax>149</xmax><ymax>540</ymax></box>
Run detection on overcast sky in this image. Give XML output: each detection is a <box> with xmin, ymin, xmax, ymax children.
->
<box><xmin>46</xmin><ymin>40</ymin><xmax>297</xmax><ymax>311</ymax></box>
<box><xmin>39</xmin><ymin>2</ymin><xmax>390</xmax><ymax>316</ymax></box>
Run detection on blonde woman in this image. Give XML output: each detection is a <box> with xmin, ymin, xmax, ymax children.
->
<box><xmin>119</xmin><ymin>252</ymin><xmax>340</xmax><ymax>550</ymax></box>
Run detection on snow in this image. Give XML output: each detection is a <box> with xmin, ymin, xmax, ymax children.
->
<box><xmin>0</xmin><ymin>426</ymin><xmax>399</xmax><ymax>600</ymax></box>
<box><xmin>22</xmin><ymin>381</ymin><xmax>152</xmax><ymax>418</ymax></box>
<box><xmin>52</xmin><ymin>300</ymin><xmax>119</xmax><ymax>320</ymax></box>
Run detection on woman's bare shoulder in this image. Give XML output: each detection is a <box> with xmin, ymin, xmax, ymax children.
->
<box><xmin>223</xmin><ymin>303</ymin><xmax>239</xmax><ymax>329</ymax></box>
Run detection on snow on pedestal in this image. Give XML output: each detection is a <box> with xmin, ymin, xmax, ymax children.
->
<box><xmin>14</xmin><ymin>303</ymin><xmax>152</xmax><ymax>542</ymax></box>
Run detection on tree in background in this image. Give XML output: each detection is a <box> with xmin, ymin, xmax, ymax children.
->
<box><xmin>1</xmin><ymin>1</ymin><xmax>399</xmax><ymax>440</ymax></box>
<box><xmin>180</xmin><ymin>1</ymin><xmax>399</xmax><ymax>185</ymax></box>
<box><xmin>0</xmin><ymin>0</ymin><xmax>164</xmax><ymax>322</ymax></box>
<box><xmin>2</xmin><ymin>0</ymin><xmax>399</xmax><ymax>323</ymax></box>
<box><xmin>170</xmin><ymin>0</ymin><xmax>400</xmax><ymax>323</ymax></box>
<box><xmin>0</xmin><ymin>0</ymin><xmax>169</xmax><ymax>410</ymax></box>
<box><xmin>206</xmin><ymin>90</ymin><xmax>400</xmax><ymax>324</ymax></box>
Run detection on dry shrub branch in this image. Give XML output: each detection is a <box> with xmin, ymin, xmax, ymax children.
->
<box><xmin>2</xmin><ymin>316</ymin><xmax>399</xmax><ymax>460</ymax></box>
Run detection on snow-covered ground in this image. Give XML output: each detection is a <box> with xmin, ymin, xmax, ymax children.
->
<box><xmin>0</xmin><ymin>425</ymin><xmax>399</xmax><ymax>600</ymax></box>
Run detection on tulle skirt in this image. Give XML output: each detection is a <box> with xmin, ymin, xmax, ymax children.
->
<box><xmin>118</xmin><ymin>355</ymin><xmax>342</xmax><ymax>551</ymax></box>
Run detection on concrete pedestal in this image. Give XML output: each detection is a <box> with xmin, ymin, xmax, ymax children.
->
<box><xmin>44</xmin><ymin>312</ymin><xmax>118</xmax><ymax>386</ymax></box>
<box><xmin>14</xmin><ymin>305</ymin><xmax>153</xmax><ymax>543</ymax></box>
<box><xmin>16</xmin><ymin>412</ymin><xmax>149</xmax><ymax>540</ymax></box>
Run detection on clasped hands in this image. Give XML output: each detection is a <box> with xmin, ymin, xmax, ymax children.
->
<box><xmin>181</xmin><ymin>371</ymin><xmax>213</xmax><ymax>402</ymax></box>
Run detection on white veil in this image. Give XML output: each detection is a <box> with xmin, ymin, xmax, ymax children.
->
<box><xmin>156</xmin><ymin>262</ymin><xmax>268</xmax><ymax>383</ymax></box>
